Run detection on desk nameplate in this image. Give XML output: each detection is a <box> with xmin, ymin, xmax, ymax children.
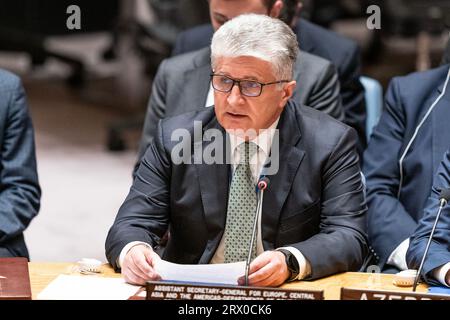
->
<box><xmin>146</xmin><ymin>281</ymin><xmax>324</xmax><ymax>300</ymax></box>
<box><xmin>341</xmin><ymin>287</ymin><xmax>450</xmax><ymax>300</ymax></box>
<box><xmin>0</xmin><ymin>258</ymin><xmax>32</xmax><ymax>300</ymax></box>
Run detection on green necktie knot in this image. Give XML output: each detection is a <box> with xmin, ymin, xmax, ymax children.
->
<box><xmin>237</xmin><ymin>141</ymin><xmax>258</xmax><ymax>164</ymax></box>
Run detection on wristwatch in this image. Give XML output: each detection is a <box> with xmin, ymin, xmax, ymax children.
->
<box><xmin>278</xmin><ymin>249</ymin><xmax>300</xmax><ymax>281</ymax></box>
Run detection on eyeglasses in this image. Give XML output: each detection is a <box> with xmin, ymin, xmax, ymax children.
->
<box><xmin>210</xmin><ymin>74</ymin><xmax>290</xmax><ymax>97</ymax></box>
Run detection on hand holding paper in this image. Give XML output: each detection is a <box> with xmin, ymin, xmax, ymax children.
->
<box><xmin>122</xmin><ymin>244</ymin><xmax>246</xmax><ymax>286</ymax></box>
<box><xmin>238</xmin><ymin>250</ymin><xmax>289</xmax><ymax>287</ymax></box>
<box><xmin>122</xmin><ymin>245</ymin><xmax>161</xmax><ymax>285</ymax></box>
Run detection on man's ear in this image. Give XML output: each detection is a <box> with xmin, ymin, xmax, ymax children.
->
<box><xmin>269</xmin><ymin>0</ymin><xmax>283</xmax><ymax>18</ymax></box>
<box><xmin>279</xmin><ymin>81</ymin><xmax>296</xmax><ymax>107</ymax></box>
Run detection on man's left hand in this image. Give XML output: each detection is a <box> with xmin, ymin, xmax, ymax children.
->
<box><xmin>238</xmin><ymin>251</ymin><xmax>290</xmax><ymax>287</ymax></box>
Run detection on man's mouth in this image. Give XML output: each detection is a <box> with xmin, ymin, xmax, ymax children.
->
<box><xmin>226</xmin><ymin>112</ymin><xmax>247</xmax><ymax>118</ymax></box>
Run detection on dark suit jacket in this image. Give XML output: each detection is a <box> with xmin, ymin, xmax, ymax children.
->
<box><xmin>107</xmin><ymin>101</ymin><xmax>368</xmax><ymax>280</ymax></box>
<box><xmin>443</xmin><ymin>40</ymin><xmax>450</xmax><ymax>65</ymax></box>
<box><xmin>364</xmin><ymin>64</ymin><xmax>450</xmax><ymax>270</ymax></box>
<box><xmin>407</xmin><ymin>150</ymin><xmax>450</xmax><ymax>286</ymax></box>
<box><xmin>0</xmin><ymin>69</ymin><xmax>40</xmax><ymax>259</ymax></box>
<box><xmin>172</xmin><ymin>19</ymin><xmax>367</xmax><ymax>154</ymax></box>
<box><xmin>136</xmin><ymin>46</ymin><xmax>342</xmax><ymax>164</ymax></box>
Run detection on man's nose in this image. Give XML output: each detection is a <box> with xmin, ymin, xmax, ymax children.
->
<box><xmin>226</xmin><ymin>83</ymin><xmax>245</xmax><ymax>106</ymax></box>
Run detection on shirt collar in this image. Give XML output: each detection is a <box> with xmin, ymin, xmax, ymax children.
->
<box><xmin>228</xmin><ymin>118</ymin><xmax>280</xmax><ymax>158</ymax></box>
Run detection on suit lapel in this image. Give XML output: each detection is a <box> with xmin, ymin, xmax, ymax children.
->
<box><xmin>261</xmin><ymin>103</ymin><xmax>305</xmax><ymax>250</ymax></box>
<box><xmin>180</xmin><ymin>49</ymin><xmax>212</xmax><ymax>113</ymax></box>
<box><xmin>432</xmin><ymin>82</ymin><xmax>450</xmax><ymax>175</ymax></box>
<box><xmin>195</xmin><ymin>117</ymin><xmax>231</xmax><ymax>263</ymax></box>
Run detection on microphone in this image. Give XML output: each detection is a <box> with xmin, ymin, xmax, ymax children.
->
<box><xmin>245</xmin><ymin>176</ymin><xmax>270</xmax><ymax>286</ymax></box>
<box><xmin>439</xmin><ymin>188</ymin><xmax>450</xmax><ymax>206</ymax></box>
<box><xmin>412</xmin><ymin>188</ymin><xmax>450</xmax><ymax>291</ymax></box>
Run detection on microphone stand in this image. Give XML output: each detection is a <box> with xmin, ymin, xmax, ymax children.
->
<box><xmin>412</xmin><ymin>197</ymin><xmax>448</xmax><ymax>291</ymax></box>
<box><xmin>245</xmin><ymin>178</ymin><xmax>268</xmax><ymax>286</ymax></box>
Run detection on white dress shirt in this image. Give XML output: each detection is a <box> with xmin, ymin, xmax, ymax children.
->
<box><xmin>119</xmin><ymin>118</ymin><xmax>311</xmax><ymax>281</ymax></box>
<box><xmin>388</xmin><ymin>238</ymin><xmax>450</xmax><ymax>287</ymax></box>
<box><xmin>387</xmin><ymin>238</ymin><xmax>410</xmax><ymax>271</ymax></box>
<box><xmin>433</xmin><ymin>262</ymin><xmax>450</xmax><ymax>287</ymax></box>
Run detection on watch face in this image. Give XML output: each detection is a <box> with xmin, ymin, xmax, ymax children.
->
<box><xmin>279</xmin><ymin>250</ymin><xmax>299</xmax><ymax>277</ymax></box>
<box><xmin>286</xmin><ymin>253</ymin><xmax>299</xmax><ymax>275</ymax></box>
<box><xmin>286</xmin><ymin>254</ymin><xmax>293</xmax><ymax>267</ymax></box>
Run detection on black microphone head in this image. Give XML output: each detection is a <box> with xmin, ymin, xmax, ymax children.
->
<box><xmin>257</xmin><ymin>176</ymin><xmax>270</xmax><ymax>191</ymax></box>
<box><xmin>439</xmin><ymin>188</ymin><xmax>450</xmax><ymax>202</ymax></box>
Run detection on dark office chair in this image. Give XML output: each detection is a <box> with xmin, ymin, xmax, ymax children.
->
<box><xmin>381</xmin><ymin>0</ymin><xmax>450</xmax><ymax>36</ymax></box>
<box><xmin>106</xmin><ymin>0</ymin><xmax>210</xmax><ymax>151</ymax></box>
<box><xmin>301</xmin><ymin>0</ymin><xmax>372</xmax><ymax>28</ymax></box>
<box><xmin>0</xmin><ymin>0</ymin><xmax>120</xmax><ymax>86</ymax></box>
<box><xmin>133</xmin><ymin>0</ymin><xmax>207</xmax><ymax>72</ymax></box>
<box><xmin>381</xmin><ymin>0</ymin><xmax>450</xmax><ymax>70</ymax></box>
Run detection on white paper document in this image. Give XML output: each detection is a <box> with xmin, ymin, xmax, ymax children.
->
<box><xmin>154</xmin><ymin>260</ymin><xmax>246</xmax><ymax>285</ymax></box>
<box><xmin>37</xmin><ymin>275</ymin><xmax>140</xmax><ymax>300</ymax></box>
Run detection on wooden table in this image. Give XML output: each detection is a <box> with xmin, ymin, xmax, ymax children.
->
<box><xmin>29</xmin><ymin>263</ymin><xmax>428</xmax><ymax>300</ymax></box>
<box><xmin>282</xmin><ymin>271</ymin><xmax>428</xmax><ymax>299</ymax></box>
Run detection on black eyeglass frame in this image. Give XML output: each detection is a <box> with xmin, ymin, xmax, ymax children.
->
<box><xmin>210</xmin><ymin>73</ymin><xmax>291</xmax><ymax>97</ymax></box>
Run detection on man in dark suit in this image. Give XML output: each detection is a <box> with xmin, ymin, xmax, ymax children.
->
<box><xmin>171</xmin><ymin>0</ymin><xmax>367</xmax><ymax>153</ymax></box>
<box><xmin>0</xmin><ymin>69</ymin><xmax>40</xmax><ymax>259</ymax></box>
<box><xmin>407</xmin><ymin>150</ymin><xmax>450</xmax><ymax>287</ymax></box>
<box><xmin>364</xmin><ymin>63</ymin><xmax>450</xmax><ymax>273</ymax></box>
<box><xmin>106</xmin><ymin>14</ymin><xmax>368</xmax><ymax>287</ymax></box>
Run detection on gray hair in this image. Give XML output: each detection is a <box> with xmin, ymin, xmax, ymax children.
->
<box><xmin>211</xmin><ymin>14</ymin><xmax>299</xmax><ymax>80</ymax></box>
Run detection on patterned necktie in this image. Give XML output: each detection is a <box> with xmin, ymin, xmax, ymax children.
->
<box><xmin>223</xmin><ymin>141</ymin><xmax>258</xmax><ymax>263</ymax></box>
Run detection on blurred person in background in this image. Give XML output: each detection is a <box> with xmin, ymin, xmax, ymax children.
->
<box><xmin>407</xmin><ymin>149</ymin><xmax>450</xmax><ymax>287</ymax></box>
<box><xmin>364</xmin><ymin>40</ymin><xmax>450</xmax><ymax>273</ymax></box>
